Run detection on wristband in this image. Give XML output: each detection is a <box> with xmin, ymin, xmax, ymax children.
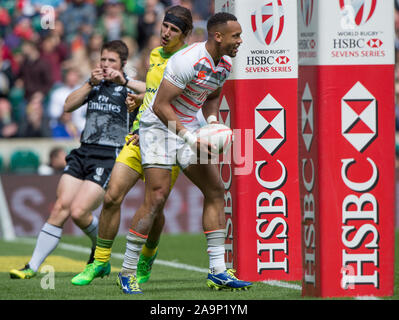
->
<box><xmin>207</xmin><ymin>115</ymin><xmax>218</xmax><ymax>124</ymax></box>
<box><xmin>123</xmin><ymin>78</ymin><xmax>128</xmax><ymax>87</ymax></box>
<box><xmin>179</xmin><ymin>130</ymin><xmax>197</xmax><ymax>146</ymax></box>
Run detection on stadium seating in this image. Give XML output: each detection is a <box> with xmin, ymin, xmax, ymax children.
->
<box><xmin>9</xmin><ymin>150</ymin><xmax>40</xmax><ymax>174</ymax></box>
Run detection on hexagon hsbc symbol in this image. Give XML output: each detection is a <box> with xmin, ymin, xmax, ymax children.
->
<box><xmin>276</xmin><ymin>56</ymin><xmax>290</xmax><ymax>64</ymax></box>
<box><xmin>300</xmin><ymin>0</ymin><xmax>314</xmax><ymax>27</ymax></box>
<box><xmin>251</xmin><ymin>0</ymin><xmax>285</xmax><ymax>46</ymax></box>
<box><xmin>219</xmin><ymin>95</ymin><xmax>230</xmax><ymax>127</ymax></box>
<box><xmin>255</xmin><ymin>93</ymin><xmax>285</xmax><ymax>155</ymax></box>
<box><xmin>339</xmin><ymin>0</ymin><xmax>377</xmax><ymax>26</ymax></box>
<box><xmin>367</xmin><ymin>38</ymin><xmax>383</xmax><ymax>48</ymax></box>
<box><xmin>341</xmin><ymin>81</ymin><xmax>377</xmax><ymax>152</ymax></box>
<box><xmin>301</xmin><ymin>83</ymin><xmax>314</xmax><ymax>152</ymax></box>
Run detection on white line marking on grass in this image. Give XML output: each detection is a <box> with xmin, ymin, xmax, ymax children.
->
<box><xmin>14</xmin><ymin>237</ymin><xmax>381</xmax><ymax>299</ymax></box>
<box><xmin>262</xmin><ymin>280</ymin><xmax>301</xmax><ymax>291</ymax></box>
<box><xmin>16</xmin><ymin>237</ymin><xmax>209</xmax><ymax>274</ymax></box>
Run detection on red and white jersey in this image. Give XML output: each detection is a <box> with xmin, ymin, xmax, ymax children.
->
<box><xmin>148</xmin><ymin>41</ymin><xmax>232</xmax><ymax>123</ymax></box>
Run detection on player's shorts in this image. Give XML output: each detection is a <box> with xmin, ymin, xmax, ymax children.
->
<box><xmin>64</xmin><ymin>143</ymin><xmax>121</xmax><ymax>189</ymax></box>
<box><xmin>139</xmin><ymin>110</ymin><xmax>200</xmax><ymax>171</ymax></box>
<box><xmin>116</xmin><ymin>133</ymin><xmax>180</xmax><ymax>188</ymax></box>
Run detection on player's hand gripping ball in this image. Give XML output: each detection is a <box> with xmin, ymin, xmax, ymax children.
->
<box><xmin>195</xmin><ymin>123</ymin><xmax>233</xmax><ymax>154</ymax></box>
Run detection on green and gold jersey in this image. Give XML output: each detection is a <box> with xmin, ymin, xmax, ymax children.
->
<box><xmin>131</xmin><ymin>45</ymin><xmax>187</xmax><ymax>132</ymax></box>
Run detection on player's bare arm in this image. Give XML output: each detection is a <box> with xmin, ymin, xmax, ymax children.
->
<box><xmin>105</xmin><ymin>68</ymin><xmax>146</xmax><ymax>93</ymax></box>
<box><xmin>64</xmin><ymin>65</ymin><xmax>104</xmax><ymax>112</ymax></box>
<box><xmin>201</xmin><ymin>87</ymin><xmax>222</xmax><ymax>124</ymax></box>
<box><xmin>153</xmin><ymin>79</ymin><xmax>214</xmax><ymax>155</ymax></box>
<box><xmin>126</xmin><ymin>92</ymin><xmax>144</xmax><ymax>113</ymax></box>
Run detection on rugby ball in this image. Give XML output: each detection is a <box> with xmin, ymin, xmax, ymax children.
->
<box><xmin>195</xmin><ymin>123</ymin><xmax>233</xmax><ymax>154</ymax></box>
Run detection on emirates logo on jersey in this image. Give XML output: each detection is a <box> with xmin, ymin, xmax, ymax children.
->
<box><xmin>251</xmin><ymin>0</ymin><xmax>285</xmax><ymax>46</ymax></box>
<box><xmin>254</xmin><ymin>93</ymin><xmax>285</xmax><ymax>155</ymax></box>
<box><xmin>341</xmin><ymin>81</ymin><xmax>377</xmax><ymax>152</ymax></box>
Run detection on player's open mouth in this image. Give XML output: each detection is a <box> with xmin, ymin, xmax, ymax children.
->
<box><xmin>161</xmin><ymin>38</ymin><xmax>169</xmax><ymax>45</ymax></box>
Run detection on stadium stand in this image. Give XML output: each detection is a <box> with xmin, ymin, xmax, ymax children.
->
<box><xmin>8</xmin><ymin>149</ymin><xmax>40</xmax><ymax>174</ymax></box>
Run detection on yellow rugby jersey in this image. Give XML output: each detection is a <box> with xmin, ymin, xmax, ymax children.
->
<box><xmin>131</xmin><ymin>45</ymin><xmax>187</xmax><ymax>132</ymax></box>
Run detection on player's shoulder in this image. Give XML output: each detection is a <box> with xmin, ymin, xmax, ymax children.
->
<box><xmin>171</xmin><ymin>41</ymin><xmax>206</xmax><ymax>63</ymax></box>
<box><xmin>220</xmin><ymin>55</ymin><xmax>232</xmax><ymax>70</ymax></box>
<box><xmin>150</xmin><ymin>46</ymin><xmax>163</xmax><ymax>59</ymax></box>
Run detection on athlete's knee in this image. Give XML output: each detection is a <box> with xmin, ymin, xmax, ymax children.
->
<box><xmin>70</xmin><ymin>203</ymin><xmax>90</xmax><ymax>223</ymax></box>
<box><xmin>103</xmin><ymin>188</ymin><xmax>124</xmax><ymax>209</ymax></box>
<box><xmin>147</xmin><ymin>186</ymin><xmax>169</xmax><ymax>213</ymax></box>
<box><xmin>49</xmin><ymin>197</ymin><xmax>71</xmax><ymax>223</ymax></box>
<box><xmin>204</xmin><ymin>180</ymin><xmax>224</xmax><ymax>201</ymax></box>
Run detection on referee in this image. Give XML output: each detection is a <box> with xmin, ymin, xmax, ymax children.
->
<box><xmin>9</xmin><ymin>40</ymin><xmax>145</xmax><ymax>280</ymax></box>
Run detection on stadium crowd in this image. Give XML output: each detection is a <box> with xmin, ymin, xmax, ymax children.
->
<box><xmin>0</xmin><ymin>0</ymin><xmax>212</xmax><ymax>139</ymax></box>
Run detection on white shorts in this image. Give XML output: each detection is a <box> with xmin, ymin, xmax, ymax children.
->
<box><xmin>139</xmin><ymin>109</ymin><xmax>200</xmax><ymax>170</ymax></box>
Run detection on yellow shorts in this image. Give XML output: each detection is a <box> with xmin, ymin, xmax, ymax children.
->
<box><xmin>116</xmin><ymin>134</ymin><xmax>180</xmax><ymax>188</ymax></box>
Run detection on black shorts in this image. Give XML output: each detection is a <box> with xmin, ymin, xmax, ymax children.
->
<box><xmin>64</xmin><ymin>143</ymin><xmax>121</xmax><ymax>189</ymax></box>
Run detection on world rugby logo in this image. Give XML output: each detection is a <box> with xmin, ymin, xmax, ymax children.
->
<box><xmin>339</xmin><ymin>0</ymin><xmax>377</xmax><ymax>26</ymax></box>
<box><xmin>251</xmin><ymin>0</ymin><xmax>285</xmax><ymax>46</ymax></box>
<box><xmin>300</xmin><ymin>0</ymin><xmax>314</xmax><ymax>27</ymax></box>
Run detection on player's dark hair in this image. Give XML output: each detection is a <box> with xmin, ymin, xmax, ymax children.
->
<box><xmin>101</xmin><ymin>40</ymin><xmax>129</xmax><ymax>65</ymax></box>
<box><xmin>207</xmin><ymin>12</ymin><xmax>237</xmax><ymax>32</ymax></box>
<box><xmin>164</xmin><ymin>5</ymin><xmax>193</xmax><ymax>36</ymax></box>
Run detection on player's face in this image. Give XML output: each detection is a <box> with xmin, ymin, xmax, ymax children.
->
<box><xmin>161</xmin><ymin>21</ymin><xmax>185</xmax><ymax>53</ymax></box>
<box><xmin>219</xmin><ymin>20</ymin><xmax>242</xmax><ymax>57</ymax></box>
<box><xmin>100</xmin><ymin>49</ymin><xmax>123</xmax><ymax>72</ymax></box>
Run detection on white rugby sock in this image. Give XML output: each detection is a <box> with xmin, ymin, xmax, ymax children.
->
<box><xmin>121</xmin><ymin>230</ymin><xmax>147</xmax><ymax>276</ymax></box>
<box><xmin>205</xmin><ymin>229</ymin><xmax>227</xmax><ymax>274</ymax></box>
<box><xmin>29</xmin><ymin>223</ymin><xmax>63</xmax><ymax>272</ymax></box>
<box><xmin>82</xmin><ymin>215</ymin><xmax>98</xmax><ymax>249</ymax></box>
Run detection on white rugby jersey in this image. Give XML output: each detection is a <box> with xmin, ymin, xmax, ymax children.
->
<box><xmin>147</xmin><ymin>41</ymin><xmax>232</xmax><ymax>124</ymax></box>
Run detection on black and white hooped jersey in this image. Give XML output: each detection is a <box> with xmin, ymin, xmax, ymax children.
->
<box><xmin>81</xmin><ymin>79</ymin><xmax>136</xmax><ymax>148</ymax></box>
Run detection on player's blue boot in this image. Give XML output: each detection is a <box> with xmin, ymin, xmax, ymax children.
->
<box><xmin>207</xmin><ymin>269</ymin><xmax>253</xmax><ymax>291</ymax></box>
<box><xmin>117</xmin><ymin>272</ymin><xmax>143</xmax><ymax>294</ymax></box>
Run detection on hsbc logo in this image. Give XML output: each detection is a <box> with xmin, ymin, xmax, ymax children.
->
<box><xmin>255</xmin><ymin>93</ymin><xmax>285</xmax><ymax>155</ymax></box>
<box><xmin>367</xmin><ymin>38</ymin><xmax>383</xmax><ymax>48</ymax></box>
<box><xmin>341</xmin><ymin>81</ymin><xmax>377</xmax><ymax>152</ymax></box>
<box><xmin>251</xmin><ymin>0</ymin><xmax>285</xmax><ymax>46</ymax></box>
<box><xmin>339</xmin><ymin>0</ymin><xmax>377</xmax><ymax>27</ymax></box>
<box><xmin>276</xmin><ymin>56</ymin><xmax>289</xmax><ymax>64</ymax></box>
<box><xmin>300</xmin><ymin>0</ymin><xmax>314</xmax><ymax>27</ymax></box>
<box><xmin>219</xmin><ymin>95</ymin><xmax>231</xmax><ymax>127</ymax></box>
<box><xmin>301</xmin><ymin>83</ymin><xmax>314</xmax><ymax>152</ymax></box>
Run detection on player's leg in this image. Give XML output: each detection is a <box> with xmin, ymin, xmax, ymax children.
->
<box><xmin>69</xmin><ymin>179</ymin><xmax>105</xmax><ymax>252</ymax></box>
<box><xmin>183</xmin><ymin>163</ymin><xmax>252</xmax><ymax>290</ymax></box>
<box><xmin>71</xmin><ymin>162</ymin><xmax>141</xmax><ymax>285</ymax></box>
<box><xmin>118</xmin><ymin>167</ymin><xmax>171</xmax><ymax>294</ymax></box>
<box><xmin>137</xmin><ymin>165</ymin><xmax>179</xmax><ymax>283</ymax></box>
<box><xmin>10</xmin><ymin>174</ymin><xmax>83</xmax><ymax>279</ymax></box>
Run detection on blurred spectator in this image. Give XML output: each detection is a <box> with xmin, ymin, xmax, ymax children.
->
<box><xmin>18</xmin><ymin>40</ymin><xmax>54</xmax><ymax>100</ymax></box>
<box><xmin>4</xmin><ymin>16</ymin><xmax>39</xmax><ymax>51</ymax></box>
<box><xmin>40</xmin><ymin>34</ymin><xmax>68</xmax><ymax>84</ymax></box>
<box><xmin>0</xmin><ymin>97</ymin><xmax>18</xmax><ymax>138</ymax></box>
<box><xmin>0</xmin><ymin>51</ymin><xmax>14</xmax><ymax>98</ymax></box>
<box><xmin>64</xmin><ymin>32</ymin><xmax>103</xmax><ymax>80</ymax></box>
<box><xmin>59</xmin><ymin>0</ymin><xmax>97</xmax><ymax>45</ymax></box>
<box><xmin>18</xmin><ymin>91</ymin><xmax>52</xmax><ymax>137</ymax></box>
<box><xmin>38</xmin><ymin>146</ymin><xmax>67</xmax><ymax>175</ymax></box>
<box><xmin>48</xmin><ymin>67</ymin><xmax>86</xmax><ymax>133</ymax></box>
<box><xmin>122</xmin><ymin>36</ymin><xmax>139</xmax><ymax>79</ymax></box>
<box><xmin>137</xmin><ymin>0</ymin><xmax>164</xmax><ymax>50</ymax></box>
<box><xmin>51</xmin><ymin>111</ymin><xmax>80</xmax><ymax>139</ymax></box>
<box><xmin>95</xmin><ymin>0</ymin><xmax>138</xmax><ymax>42</ymax></box>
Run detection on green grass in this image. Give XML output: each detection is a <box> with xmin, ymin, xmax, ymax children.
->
<box><xmin>0</xmin><ymin>232</ymin><xmax>398</xmax><ymax>300</ymax></box>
